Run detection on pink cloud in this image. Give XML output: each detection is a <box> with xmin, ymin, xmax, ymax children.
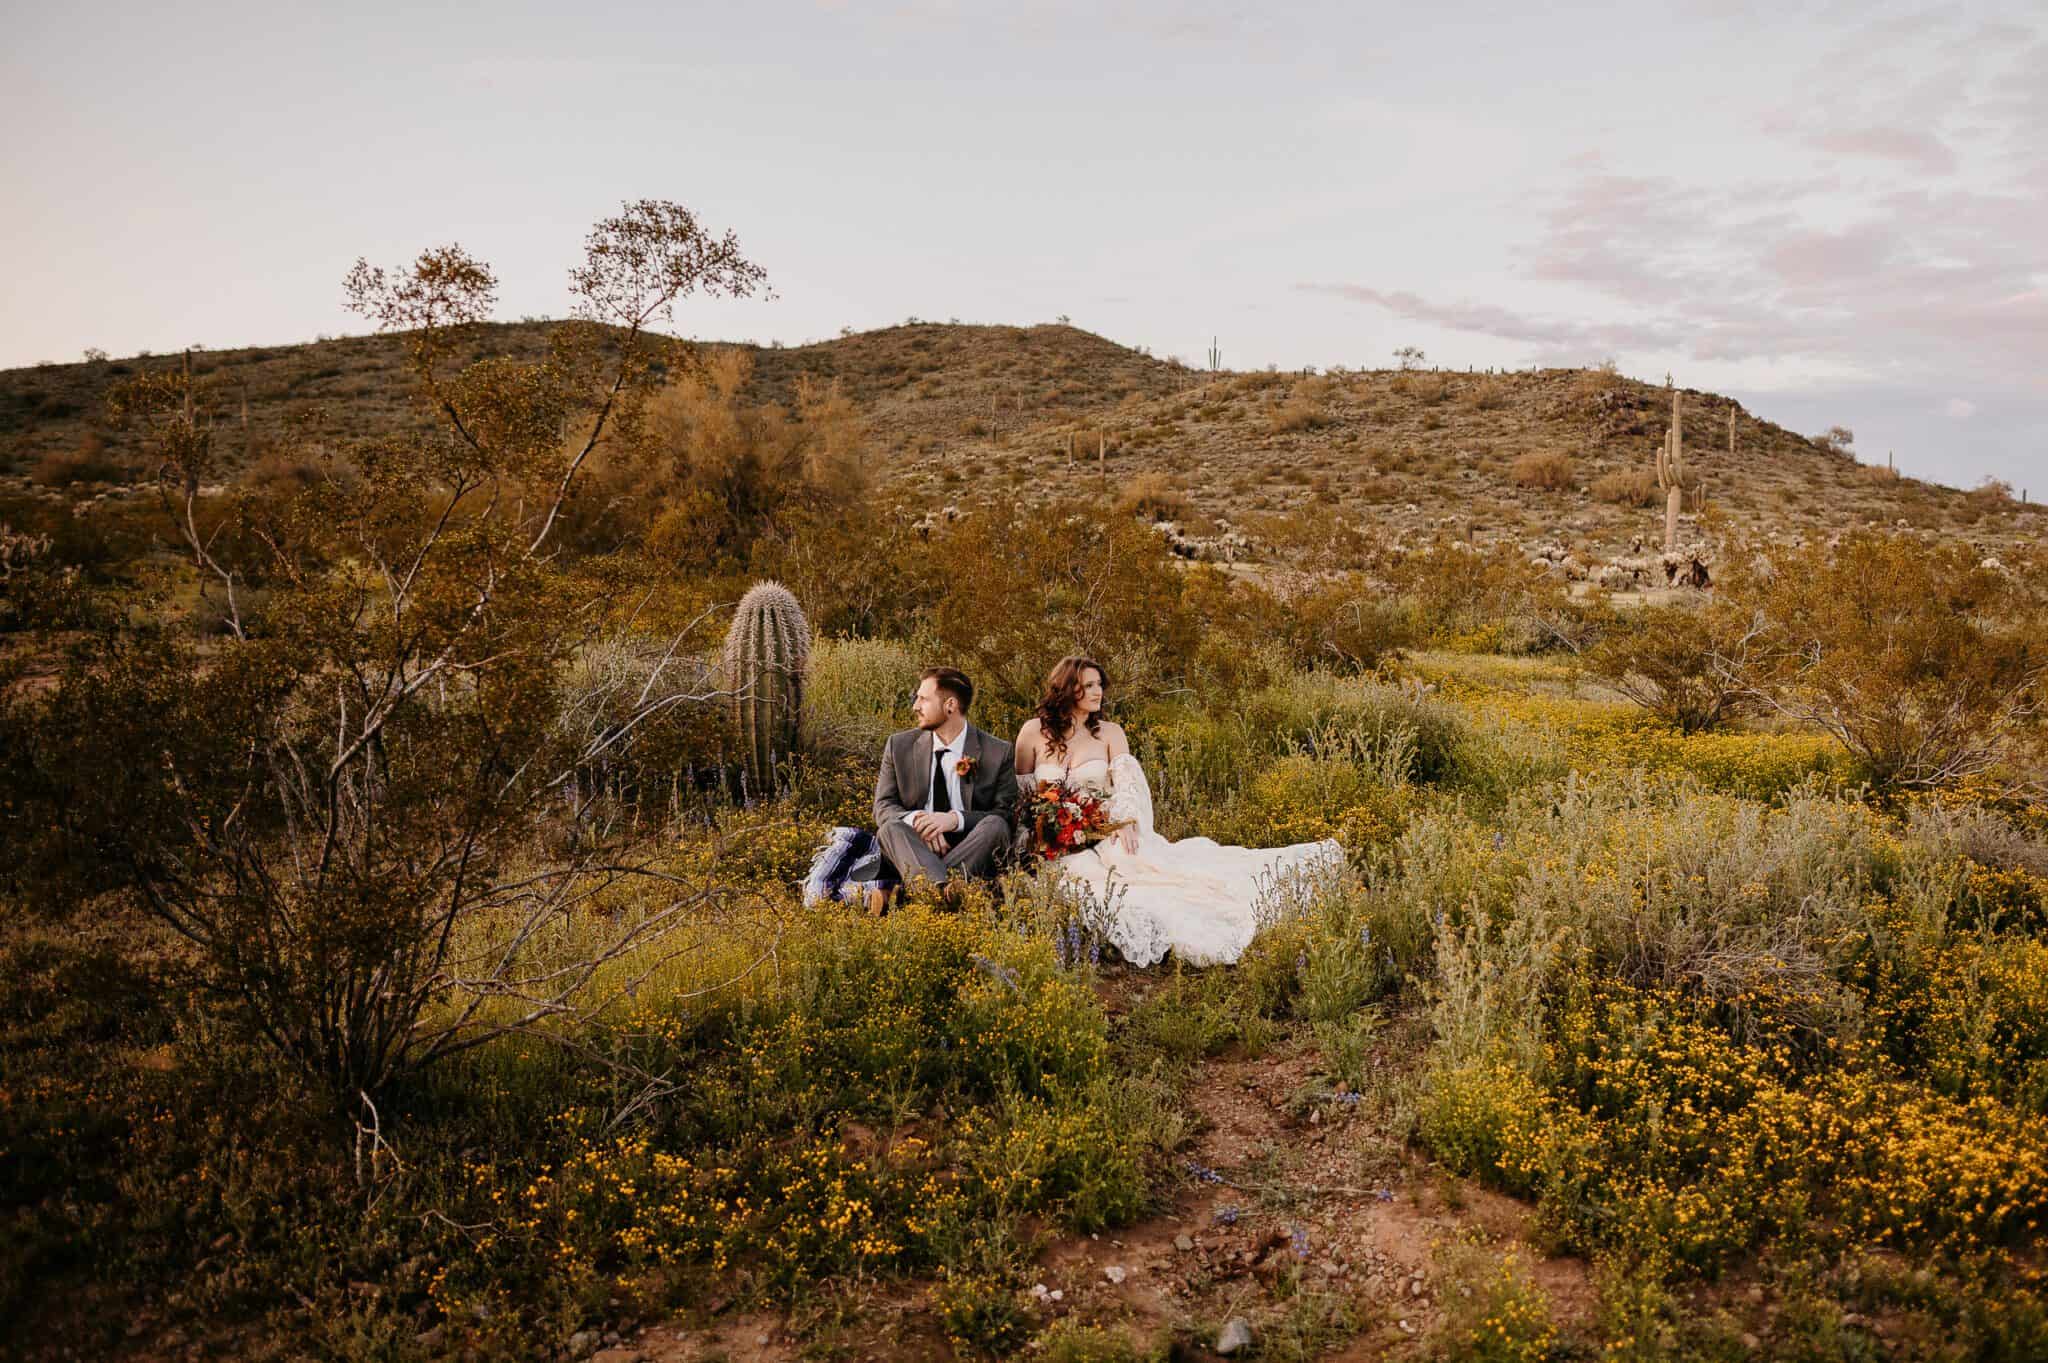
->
<box><xmin>1807</xmin><ymin>125</ymin><xmax>1957</xmax><ymax>175</ymax></box>
<box><xmin>1303</xmin><ymin>146</ymin><xmax>2046</xmax><ymax>387</ymax></box>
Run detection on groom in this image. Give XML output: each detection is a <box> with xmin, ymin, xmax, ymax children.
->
<box><xmin>873</xmin><ymin>666</ymin><xmax>1017</xmax><ymax>900</ymax></box>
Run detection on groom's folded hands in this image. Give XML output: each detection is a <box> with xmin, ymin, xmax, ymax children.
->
<box><xmin>910</xmin><ymin>809</ymin><xmax>957</xmax><ymax>852</ymax></box>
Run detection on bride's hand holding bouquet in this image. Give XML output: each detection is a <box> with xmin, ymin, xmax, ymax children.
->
<box><xmin>1018</xmin><ymin>780</ymin><xmax>1133</xmax><ymax>861</ymax></box>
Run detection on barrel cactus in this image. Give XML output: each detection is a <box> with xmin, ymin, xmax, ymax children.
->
<box><xmin>721</xmin><ymin>581</ymin><xmax>811</xmax><ymax>795</ymax></box>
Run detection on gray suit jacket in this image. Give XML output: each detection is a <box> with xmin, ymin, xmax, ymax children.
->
<box><xmin>874</xmin><ymin>725</ymin><xmax>1018</xmax><ymax>837</ymax></box>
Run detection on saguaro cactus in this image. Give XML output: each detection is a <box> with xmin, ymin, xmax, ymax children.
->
<box><xmin>721</xmin><ymin>581</ymin><xmax>810</xmax><ymax>795</ymax></box>
<box><xmin>1656</xmin><ymin>386</ymin><xmax>1688</xmax><ymax>552</ymax></box>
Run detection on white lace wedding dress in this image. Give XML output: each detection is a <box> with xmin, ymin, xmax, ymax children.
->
<box><xmin>1029</xmin><ymin>755</ymin><xmax>1342</xmax><ymax>967</ymax></box>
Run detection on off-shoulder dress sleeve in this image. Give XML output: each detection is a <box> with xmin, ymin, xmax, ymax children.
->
<box><xmin>1106</xmin><ymin>754</ymin><xmax>1155</xmax><ymax>839</ymax></box>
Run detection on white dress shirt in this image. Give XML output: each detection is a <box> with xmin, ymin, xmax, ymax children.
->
<box><xmin>902</xmin><ymin>731</ymin><xmax>968</xmax><ymax>832</ymax></box>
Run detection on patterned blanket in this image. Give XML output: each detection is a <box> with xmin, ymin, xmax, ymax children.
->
<box><xmin>801</xmin><ymin>826</ymin><xmax>901</xmax><ymax>906</ymax></box>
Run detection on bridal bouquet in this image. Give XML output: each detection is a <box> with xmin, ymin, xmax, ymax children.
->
<box><xmin>1018</xmin><ymin>781</ymin><xmax>1132</xmax><ymax>861</ymax></box>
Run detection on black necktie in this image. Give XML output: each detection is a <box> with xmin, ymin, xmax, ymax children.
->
<box><xmin>931</xmin><ymin>748</ymin><xmax>953</xmax><ymax>815</ymax></box>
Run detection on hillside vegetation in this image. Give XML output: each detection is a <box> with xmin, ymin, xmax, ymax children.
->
<box><xmin>3</xmin><ymin>323</ymin><xmax>2037</xmax><ymax>563</ymax></box>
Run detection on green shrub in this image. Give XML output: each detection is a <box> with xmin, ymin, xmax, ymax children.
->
<box><xmin>1408</xmin><ymin>778</ymin><xmax>1882</xmax><ymax>1012</ymax></box>
<box><xmin>1242</xmin><ymin>673</ymin><xmax>1472</xmax><ymax>785</ymax></box>
<box><xmin>1273</xmin><ymin>575</ymin><xmax>1416</xmax><ymax>673</ymax></box>
<box><xmin>1435</xmin><ymin>1248</ymin><xmax>1562</xmax><ymax>1362</ymax></box>
<box><xmin>1125</xmin><ymin>973</ymin><xmax>1240</xmax><ymax>1064</ymax></box>
<box><xmin>1732</xmin><ymin>533</ymin><xmax>2047</xmax><ymax>790</ymax></box>
<box><xmin>1418</xmin><ymin>1058</ymin><xmax>1561</xmax><ymax>1199</ymax></box>
<box><xmin>1037</xmin><ymin>1320</ymin><xmax>1170</xmax><ymax>1363</ymax></box>
<box><xmin>1589</xmin><ymin>1251</ymin><xmax>1684</xmax><ymax>1363</ymax></box>
<box><xmin>961</xmin><ymin>1081</ymin><xmax>1156</xmax><ymax>1231</ymax></box>
<box><xmin>1916</xmin><ymin>935</ymin><xmax>2048</xmax><ymax>1116</ymax></box>
<box><xmin>1581</xmin><ymin>603</ymin><xmax>1756</xmax><ymax>734</ymax></box>
<box><xmin>919</xmin><ymin>500</ymin><xmax>1210</xmax><ymax>719</ymax></box>
<box><xmin>1201</xmin><ymin>750</ymin><xmax>1417</xmax><ymax>853</ymax></box>
<box><xmin>807</xmin><ymin>634</ymin><xmax>923</xmax><ymax>738</ymax></box>
<box><xmin>1238</xmin><ymin>862</ymin><xmax>1427</xmax><ymax>1023</ymax></box>
<box><xmin>1384</xmin><ymin>537</ymin><xmax>1567</xmax><ymax>645</ymax></box>
<box><xmin>934</xmin><ymin>1267</ymin><xmax>1030</xmax><ymax>1356</ymax></box>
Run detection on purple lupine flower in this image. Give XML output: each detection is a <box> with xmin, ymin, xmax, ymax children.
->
<box><xmin>1288</xmin><ymin>1227</ymin><xmax>1311</xmax><ymax>1259</ymax></box>
<box><xmin>1214</xmin><ymin>1205</ymin><xmax>1241</xmax><ymax>1226</ymax></box>
<box><xmin>972</xmin><ymin>954</ymin><xmax>1021</xmax><ymax>990</ymax></box>
<box><xmin>1375</xmin><ymin>1187</ymin><xmax>1395</xmax><ymax>1203</ymax></box>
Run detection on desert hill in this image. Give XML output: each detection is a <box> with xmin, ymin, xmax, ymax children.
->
<box><xmin>2</xmin><ymin>321</ymin><xmax>2036</xmax><ymax>559</ymax></box>
<box><xmin>0</xmin><ymin>321</ymin><xmax>1182</xmax><ymax>480</ymax></box>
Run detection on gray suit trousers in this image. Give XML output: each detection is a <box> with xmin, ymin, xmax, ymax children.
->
<box><xmin>876</xmin><ymin>815</ymin><xmax>1009</xmax><ymax>888</ymax></box>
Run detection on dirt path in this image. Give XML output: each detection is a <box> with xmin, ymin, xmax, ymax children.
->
<box><xmin>1021</xmin><ymin>1040</ymin><xmax>1595</xmax><ymax>1355</ymax></box>
<box><xmin>628</xmin><ymin>1013</ymin><xmax>1594</xmax><ymax>1362</ymax></box>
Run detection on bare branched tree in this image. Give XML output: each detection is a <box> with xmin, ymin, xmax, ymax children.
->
<box><xmin>92</xmin><ymin>201</ymin><xmax>771</xmax><ymax>1102</ymax></box>
<box><xmin>111</xmin><ymin>352</ymin><xmax>254</xmax><ymax>638</ymax></box>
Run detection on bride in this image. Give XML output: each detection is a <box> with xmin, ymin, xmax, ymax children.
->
<box><xmin>1014</xmin><ymin>656</ymin><xmax>1341</xmax><ymax>967</ymax></box>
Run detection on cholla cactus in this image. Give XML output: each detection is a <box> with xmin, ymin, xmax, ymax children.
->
<box><xmin>721</xmin><ymin>581</ymin><xmax>810</xmax><ymax>794</ymax></box>
<box><xmin>0</xmin><ymin>522</ymin><xmax>53</xmax><ymax>582</ymax></box>
<box><xmin>1656</xmin><ymin>387</ymin><xmax>1688</xmax><ymax>552</ymax></box>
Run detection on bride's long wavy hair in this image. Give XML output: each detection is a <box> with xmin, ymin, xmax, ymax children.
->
<box><xmin>1035</xmin><ymin>655</ymin><xmax>1108</xmax><ymax>757</ymax></box>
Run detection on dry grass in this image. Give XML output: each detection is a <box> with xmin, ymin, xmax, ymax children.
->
<box><xmin>1115</xmin><ymin>471</ymin><xmax>1193</xmax><ymax>522</ymax></box>
<box><xmin>1392</xmin><ymin>373</ymin><xmax>1450</xmax><ymax>404</ymax></box>
<box><xmin>31</xmin><ymin>438</ymin><xmax>128</xmax><ymax>487</ymax></box>
<box><xmin>1464</xmin><ymin>380</ymin><xmax>1509</xmax><ymax>411</ymax></box>
<box><xmin>1967</xmin><ymin>478</ymin><xmax>2017</xmax><ymax>512</ymax></box>
<box><xmin>245</xmin><ymin>447</ymin><xmax>331</xmax><ymax>497</ymax></box>
<box><xmin>1569</xmin><ymin>362</ymin><xmax>1624</xmax><ymax>401</ymax></box>
<box><xmin>1267</xmin><ymin>395</ymin><xmax>1331</xmax><ymax>434</ymax></box>
<box><xmin>1510</xmin><ymin>450</ymin><xmax>1573</xmax><ymax>490</ymax></box>
<box><xmin>1592</xmin><ymin>467</ymin><xmax>1660</xmax><ymax>507</ymax></box>
<box><xmin>1056</xmin><ymin>426</ymin><xmax>1123</xmax><ymax>462</ymax></box>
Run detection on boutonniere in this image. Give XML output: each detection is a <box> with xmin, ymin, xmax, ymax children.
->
<box><xmin>954</xmin><ymin>754</ymin><xmax>979</xmax><ymax>780</ymax></box>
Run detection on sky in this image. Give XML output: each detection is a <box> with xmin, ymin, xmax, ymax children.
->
<box><xmin>3</xmin><ymin>0</ymin><xmax>2043</xmax><ymax>494</ymax></box>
